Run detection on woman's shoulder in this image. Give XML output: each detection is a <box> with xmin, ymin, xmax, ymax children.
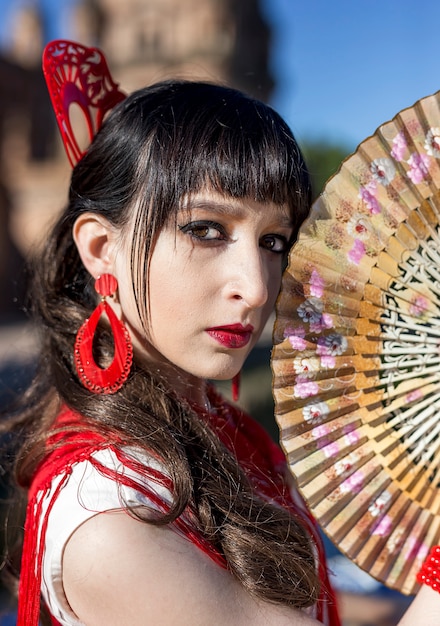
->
<box><xmin>62</xmin><ymin>508</ymin><xmax>323</xmax><ymax>626</ymax></box>
<box><xmin>41</xmin><ymin>446</ymin><xmax>174</xmax><ymax>625</ymax></box>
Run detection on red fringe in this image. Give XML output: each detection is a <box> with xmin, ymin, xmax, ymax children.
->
<box><xmin>17</xmin><ymin>397</ymin><xmax>341</xmax><ymax>625</ymax></box>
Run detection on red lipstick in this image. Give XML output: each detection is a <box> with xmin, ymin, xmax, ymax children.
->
<box><xmin>206</xmin><ymin>324</ymin><xmax>254</xmax><ymax>349</ymax></box>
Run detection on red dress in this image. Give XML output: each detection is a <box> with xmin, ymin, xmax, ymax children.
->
<box><xmin>17</xmin><ymin>388</ymin><xmax>341</xmax><ymax>626</ymax></box>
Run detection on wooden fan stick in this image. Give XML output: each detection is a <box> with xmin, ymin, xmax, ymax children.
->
<box><xmin>343</xmin><ymin>489</ymin><xmax>412</xmax><ymax>570</ymax></box>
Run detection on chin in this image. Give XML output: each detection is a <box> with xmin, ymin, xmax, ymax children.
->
<box><xmin>207</xmin><ymin>365</ymin><xmax>244</xmax><ymax>382</ymax></box>
<box><xmin>186</xmin><ymin>353</ymin><xmax>249</xmax><ymax>382</ymax></box>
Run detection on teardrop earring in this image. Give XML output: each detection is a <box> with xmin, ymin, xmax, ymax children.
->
<box><xmin>74</xmin><ymin>274</ymin><xmax>133</xmax><ymax>394</ymax></box>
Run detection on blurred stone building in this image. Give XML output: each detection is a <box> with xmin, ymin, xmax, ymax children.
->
<box><xmin>0</xmin><ymin>0</ymin><xmax>273</xmax><ymax>321</ymax></box>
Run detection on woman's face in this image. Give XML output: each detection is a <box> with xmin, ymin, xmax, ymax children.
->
<box><xmin>115</xmin><ymin>189</ymin><xmax>293</xmax><ymax>394</ymax></box>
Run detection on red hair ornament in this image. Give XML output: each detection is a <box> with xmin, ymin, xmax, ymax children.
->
<box><xmin>42</xmin><ymin>39</ymin><xmax>126</xmax><ymax>167</ymax></box>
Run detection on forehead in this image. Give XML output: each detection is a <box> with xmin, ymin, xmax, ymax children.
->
<box><xmin>180</xmin><ymin>190</ymin><xmax>293</xmax><ymax>226</ymax></box>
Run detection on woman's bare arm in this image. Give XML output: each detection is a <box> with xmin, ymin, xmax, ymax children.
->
<box><xmin>397</xmin><ymin>585</ymin><xmax>440</xmax><ymax>625</ymax></box>
<box><xmin>63</xmin><ymin>510</ymin><xmax>322</xmax><ymax>626</ymax></box>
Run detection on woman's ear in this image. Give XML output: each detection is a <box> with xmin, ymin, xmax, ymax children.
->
<box><xmin>73</xmin><ymin>213</ymin><xmax>118</xmax><ymax>279</ymax></box>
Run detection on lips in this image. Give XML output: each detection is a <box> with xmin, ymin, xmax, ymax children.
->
<box><xmin>206</xmin><ymin>324</ymin><xmax>254</xmax><ymax>349</ymax></box>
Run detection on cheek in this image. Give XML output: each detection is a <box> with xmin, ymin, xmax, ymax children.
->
<box><xmin>267</xmin><ymin>266</ymin><xmax>283</xmax><ymax>303</ymax></box>
<box><xmin>147</xmin><ymin>268</ymin><xmax>189</xmax><ymax>332</ymax></box>
<box><xmin>256</xmin><ymin>271</ymin><xmax>282</xmax><ymax>332</ymax></box>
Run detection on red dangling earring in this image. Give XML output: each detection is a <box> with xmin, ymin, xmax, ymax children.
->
<box><xmin>74</xmin><ymin>274</ymin><xmax>133</xmax><ymax>394</ymax></box>
<box><xmin>232</xmin><ymin>372</ymin><xmax>240</xmax><ymax>402</ymax></box>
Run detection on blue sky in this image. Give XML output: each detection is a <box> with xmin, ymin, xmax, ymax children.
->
<box><xmin>0</xmin><ymin>0</ymin><xmax>77</xmax><ymax>46</ymax></box>
<box><xmin>262</xmin><ymin>0</ymin><xmax>440</xmax><ymax>151</ymax></box>
<box><xmin>1</xmin><ymin>0</ymin><xmax>439</xmax><ymax>154</ymax></box>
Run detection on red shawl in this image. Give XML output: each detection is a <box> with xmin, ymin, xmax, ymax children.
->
<box><xmin>17</xmin><ymin>390</ymin><xmax>341</xmax><ymax>626</ymax></box>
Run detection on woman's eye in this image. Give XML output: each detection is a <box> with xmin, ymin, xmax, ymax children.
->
<box><xmin>179</xmin><ymin>221</ymin><xmax>226</xmax><ymax>241</ymax></box>
<box><xmin>261</xmin><ymin>234</ymin><xmax>289</xmax><ymax>254</ymax></box>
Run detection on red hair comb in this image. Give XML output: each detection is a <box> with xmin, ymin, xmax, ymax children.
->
<box><xmin>42</xmin><ymin>39</ymin><xmax>126</xmax><ymax>167</ymax></box>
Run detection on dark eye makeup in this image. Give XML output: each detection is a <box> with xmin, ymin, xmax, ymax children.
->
<box><xmin>179</xmin><ymin>218</ymin><xmax>290</xmax><ymax>254</ymax></box>
<box><xmin>178</xmin><ymin>220</ymin><xmax>226</xmax><ymax>241</ymax></box>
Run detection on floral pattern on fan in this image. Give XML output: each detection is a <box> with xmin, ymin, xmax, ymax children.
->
<box><xmin>272</xmin><ymin>89</ymin><xmax>440</xmax><ymax>596</ymax></box>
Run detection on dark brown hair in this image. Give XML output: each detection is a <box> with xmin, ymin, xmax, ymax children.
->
<box><xmin>3</xmin><ymin>80</ymin><xmax>318</xmax><ymax>610</ymax></box>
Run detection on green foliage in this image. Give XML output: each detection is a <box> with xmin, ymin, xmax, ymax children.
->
<box><xmin>300</xmin><ymin>140</ymin><xmax>350</xmax><ymax>200</ymax></box>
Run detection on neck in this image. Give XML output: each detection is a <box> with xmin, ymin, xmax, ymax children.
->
<box><xmin>172</xmin><ymin>370</ymin><xmax>211</xmax><ymax>411</ymax></box>
<box><xmin>141</xmin><ymin>354</ymin><xmax>211</xmax><ymax>410</ymax></box>
<box><xmin>128</xmin><ymin>325</ymin><xmax>211</xmax><ymax>408</ymax></box>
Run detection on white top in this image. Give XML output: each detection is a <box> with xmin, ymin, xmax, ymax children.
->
<box><xmin>40</xmin><ymin>446</ymin><xmax>323</xmax><ymax>625</ymax></box>
<box><xmin>41</xmin><ymin>447</ymin><xmax>172</xmax><ymax>626</ymax></box>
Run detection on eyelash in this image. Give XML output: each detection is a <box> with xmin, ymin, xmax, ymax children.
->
<box><xmin>179</xmin><ymin>220</ymin><xmax>226</xmax><ymax>241</ymax></box>
<box><xmin>178</xmin><ymin>220</ymin><xmax>290</xmax><ymax>254</ymax></box>
<box><xmin>260</xmin><ymin>234</ymin><xmax>290</xmax><ymax>254</ymax></box>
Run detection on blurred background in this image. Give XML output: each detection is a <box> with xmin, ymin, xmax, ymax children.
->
<box><xmin>0</xmin><ymin>0</ymin><xmax>438</xmax><ymax>623</ymax></box>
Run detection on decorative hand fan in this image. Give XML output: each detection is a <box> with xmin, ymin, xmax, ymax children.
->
<box><xmin>272</xmin><ymin>90</ymin><xmax>440</xmax><ymax>596</ymax></box>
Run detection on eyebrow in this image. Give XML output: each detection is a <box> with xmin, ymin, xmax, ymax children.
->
<box><xmin>180</xmin><ymin>199</ymin><xmax>294</xmax><ymax>228</ymax></box>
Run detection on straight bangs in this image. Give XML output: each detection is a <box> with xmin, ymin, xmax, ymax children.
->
<box><xmin>171</xmin><ymin>98</ymin><xmax>308</xmax><ymax>208</ymax></box>
<box><xmin>128</xmin><ymin>81</ymin><xmax>311</xmax><ymax>229</ymax></box>
<box><xmin>186</xmin><ymin>112</ymin><xmax>309</xmax><ymax>216</ymax></box>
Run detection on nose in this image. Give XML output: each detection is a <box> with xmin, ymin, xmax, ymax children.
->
<box><xmin>228</xmin><ymin>244</ymin><xmax>270</xmax><ymax>309</ymax></box>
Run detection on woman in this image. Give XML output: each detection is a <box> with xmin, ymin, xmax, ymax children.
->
<box><xmin>1</xmin><ymin>65</ymin><xmax>341</xmax><ymax>625</ymax></box>
<box><xmin>4</xmin><ymin>42</ymin><xmax>437</xmax><ymax>626</ymax></box>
